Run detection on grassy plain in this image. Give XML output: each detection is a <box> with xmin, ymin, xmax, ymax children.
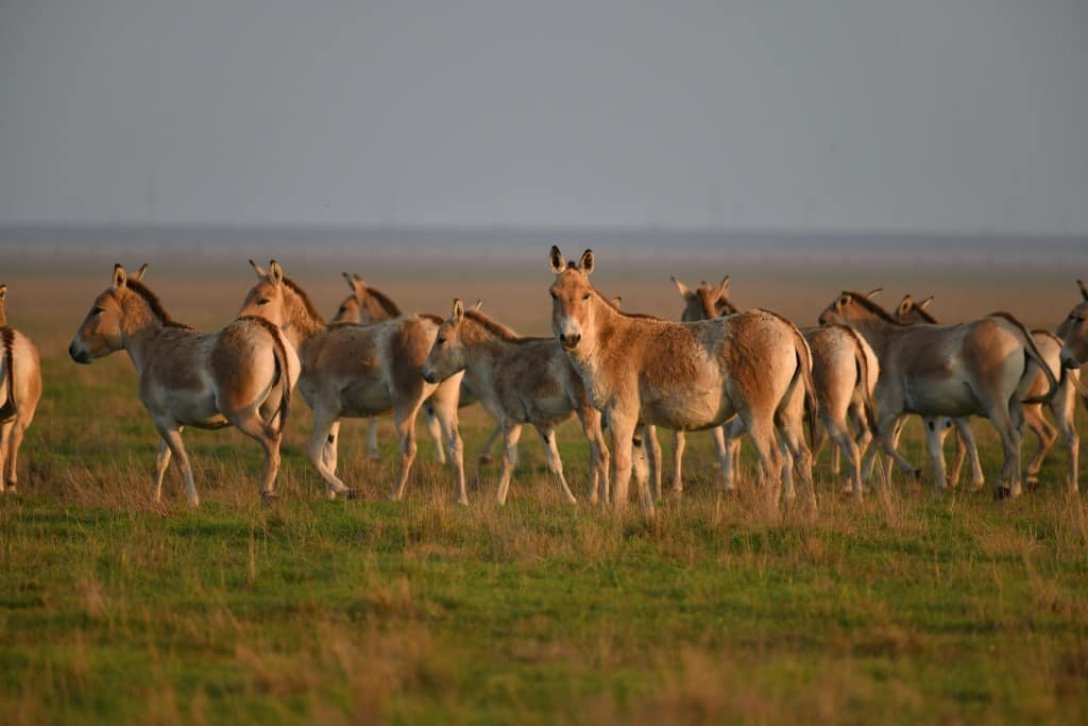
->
<box><xmin>1</xmin><ymin>258</ymin><xmax>1087</xmax><ymax>724</ymax></box>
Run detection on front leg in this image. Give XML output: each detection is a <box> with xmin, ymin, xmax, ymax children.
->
<box><xmin>153</xmin><ymin>422</ymin><xmax>199</xmax><ymax>507</ymax></box>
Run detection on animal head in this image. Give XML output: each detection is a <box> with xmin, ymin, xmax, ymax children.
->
<box><xmin>1058</xmin><ymin>281</ymin><xmax>1088</xmax><ymax>368</ymax></box>
<box><xmin>672</xmin><ymin>275</ymin><xmax>736</xmax><ymax>321</ymax></box>
<box><xmin>238</xmin><ymin>259</ymin><xmax>288</xmax><ymax>326</ymax></box>
<box><xmin>895</xmin><ymin>294</ymin><xmax>936</xmax><ymax>324</ymax></box>
<box><xmin>548</xmin><ymin>246</ymin><xmax>596</xmax><ymax>352</ymax></box>
<box><xmin>422</xmin><ymin>298</ymin><xmax>466</xmax><ymax>384</ymax></box>
<box><xmin>69</xmin><ymin>263</ymin><xmax>150</xmax><ymax>364</ymax></box>
<box><xmin>817</xmin><ymin>289</ymin><xmax>896</xmax><ymax>326</ymax></box>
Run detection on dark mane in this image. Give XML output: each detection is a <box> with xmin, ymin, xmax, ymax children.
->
<box><xmin>842</xmin><ymin>291</ymin><xmax>903</xmax><ymax>325</ymax></box>
<box><xmin>904</xmin><ymin>298</ymin><xmax>939</xmax><ymax>324</ymax></box>
<box><xmin>591</xmin><ymin>289</ymin><xmax>664</xmax><ymax>321</ymax></box>
<box><xmin>366</xmin><ymin>286</ymin><xmax>402</xmax><ymax>317</ymax></box>
<box><xmin>463</xmin><ymin>309</ymin><xmax>521</xmax><ymax>341</ymax></box>
<box><xmin>282</xmin><ymin>277</ymin><xmax>326</xmax><ymax>326</ymax></box>
<box><xmin>126</xmin><ymin>280</ymin><xmax>191</xmax><ymax>329</ymax></box>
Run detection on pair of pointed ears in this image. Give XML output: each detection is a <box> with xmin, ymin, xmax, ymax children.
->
<box><xmin>1078</xmin><ymin>279</ymin><xmax>1088</xmax><ymax>302</ymax></box>
<box><xmin>898</xmin><ymin>293</ymin><xmax>935</xmax><ymax>314</ymax></box>
<box><xmin>446</xmin><ymin>298</ymin><xmax>484</xmax><ymax>323</ymax></box>
<box><xmin>672</xmin><ymin>275</ymin><xmax>730</xmax><ymax>300</ymax></box>
<box><xmin>111</xmin><ymin>263</ymin><xmax>149</xmax><ymax>290</ymax></box>
<box><xmin>342</xmin><ymin>272</ymin><xmax>366</xmax><ymax>297</ymax></box>
<box><xmin>249</xmin><ymin>259</ymin><xmax>284</xmax><ymax>285</ymax></box>
<box><xmin>549</xmin><ymin>246</ymin><xmax>595</xmax><ymax>275</ymax></box>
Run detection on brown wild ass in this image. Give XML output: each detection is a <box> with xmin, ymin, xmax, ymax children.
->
<box><xmin>69</xmin><ymin>264</ymin><xmax>298</xmax><ymax>505</ymax></box>
<box><xmin>0</xmin><ymin>285</ymin><xmax>42</xmax><ymax>493</ymax></box>
<box><xmin>897</xmin><ymin>293</ymin><xmax>1078</xmax><ymax>492</ymax></box>
<box><xmin>548</xmin><ymin>247</ymin><xmax>817</xmax><ymax>513</ymax></box>
<box><xmin>422</xmin><ymin>299</ymin><xmax>610</xmax><ymax>504</ymax></box>
<box><xmin>329</xmin><ymin>273</ymin><xmax>497</xmax><ymax>464</ymax></box>
<box><xmin>672</xmin><ymin>277</ymin><xmax>878</xmax><ymax>499</ymax></box>
<box><xmin>1058</xmin><ymin>280</ymin><xmax>1088</xmax><ymax>414</ymax></box>
<box><xmin>818</xmin><ymin>292</ymin><xmax>1058</xmax><ymax>498</ymax></box>
<box><xmin>238</xmin><ymin>261</ymin><xmax>468</xmax><ymax>503</ymax></box>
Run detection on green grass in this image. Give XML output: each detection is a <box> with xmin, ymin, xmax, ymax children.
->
<box><xmin>2</xmin><ymin>335</ymin><xmax>1088</xmax><ymax>724</ymax></box>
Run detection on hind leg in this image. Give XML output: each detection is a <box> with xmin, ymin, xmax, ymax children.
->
<box><xmin>389</xmin><ymin>403</ymin><xmax>423</xmax><ymax>501</ymax></box>
<box><xmin>322</xmin><ymin>420</ymin><xmax>342</xmax><ymax>474</ymax></box>
<box><xmin>0</xmin><ymin>420</ymin><xmax>11</xmax><ymax>493</ymax></box>
<box><xmin>924</xmin><ymin>419</ymin><xmax>950</xmax><ymax>495</ymax></box>
<box><xmin>982</xmin><ymin>402</ymin><xmax>1023</xmax><ymax>499</ymax></box>
<box><xmin>230</xmin><ymin>409</ymin><xmax>284</xmax><ymax>500</ymax></box>
<box><xmin>742</xmin><ymin>412</ymin><xmax>784</xmax><ymax>509</ymax></box>
<box><xmin>576</xmin><ymin>406</ymin><xmax>610</xmax><ymax>505</ymax></box>
<box><xmin>670</xmin><ymin>429</ymin><xmax>686</xmax><ymax>495</ymax></box>
<box><xmin>951</xmin><ymin>418</ymin><xmax>985</xmax><ymax>490</ymax></box>
<box><xmin>719</xmin><ymin>416</ymin><xmax>746</xmax><ymax>494</ymax></box>
<box><xmin>477</xmin><ymin>422</ymin><xmax>502</xmax><ymax>465</ymax></box>
<box><xmin>152</xmin><ymin>438</ymin><xmax>173</xmax><ymax>502</ymax></box>
<box><xmin>1051</xmin><ymin>377</ymin><xmax>1079</xmax><ymax>493</ymax></box>
<box><xmin>1022</xmin><ymin>404</ymin><xmax>1056</xmax><ymax>490</ymax></box>
<box><xmin>428</xmin><ymin>379</ymin><xmax>468</xmax><ymax>504</ymax></box>
<box><xmin>539</xmin><ymin>425</ymin><xmax>578</xmax><ymax>504</ymax></box>
<box><xmin>644</xmin><ymin>425</ymin><xmax>663</xmax><ymax>501</ymax></box>
<box><xmin>308</xmin><ymin>410</ymin><xmax>352</xmax><ymax>498</ymax></box>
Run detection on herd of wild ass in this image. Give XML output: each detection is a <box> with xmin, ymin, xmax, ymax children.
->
<box><xmin>0</xmin><ymin>247</ymin><xmax>1085</xmax><ymax>515</ymax></box>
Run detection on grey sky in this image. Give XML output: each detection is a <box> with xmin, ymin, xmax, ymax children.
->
<box><xmin>2</xmin><ymin>0</ymin><xmax>1086</xmax><ymax>234</ymax></box>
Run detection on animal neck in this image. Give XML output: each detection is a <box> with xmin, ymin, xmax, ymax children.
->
<box><xmin>362</xmin><ymin>288</ymin><xmax>401</xmax><ymax>321</ymax></box>
<box><xmin>119</xmin><ymin>296</ymin><xmax>173</xmax><ymax>372</ymax></box>
<box><xmin>279</xmin><ymin>282</ymin><xmax>327</xmax><ymax>350</ymax></box>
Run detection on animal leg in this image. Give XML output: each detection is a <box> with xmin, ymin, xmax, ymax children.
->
<box><xmin>495</xmin><ymin>423</ymin><xmax>523</xmax><ymax>505</ymax></box>
<box><xmin>424</xmin><ymin>403</ymin><xmax>447</xmax><ymax>466</ymax></box>
<box><xmin>308</xmin><ymin>411</ymin><xmax>351</xmax><ymax>498</ymax></box>
<box><xmin>539</xmin><ymin>426</ymin><xmax>577</xmax><ymax>504</ymax></box>
<box><xmin>0</xmin><ymin>420</ymin><xmax>11</xmax><ymax>493</ymax></box>
<box><xmin>365</xmin><ymin>418</ymin><xmax>381</xmax><ymax>461</ymax></box>
<box><xmin>742</xmin><ymin>413</ymin><xmax>783</xmax><ymax>510</ymax></box>
<box><xmin>719</xmin><ymin>416</ymin><xmax>746</xmax><ymax>494</ymax></box>
<box><xmin>1022</xmin><ymin>404</ymin><xmax>1056</xmax><ymax>489</ymax></box>
<box><xmin>576</xmin><ymin>406</ymin><xmax>610</xmax><ymax>505</ymax></box>
<box><xmin>644</xmin><ymin>425</ymin><xmax>663</xmax><ymax>501</ymax></box>
<box><xmin>154</xmin><ymin>423</ymin><xmax>199</xmax><ymax>507</ymax></box>
<box><xmin>1050</xmin><ymin>372</ymin><xmax>1079</xmax><ymax>493</ymax></box>
<box><xmin>633</xmin><ymin>426</ymin><xmax>653</xmax><ymax>512</ymax></box>
<box><xmin>389</xmin><ymin>405</ymin><xmax>421</xmax><ymax>502</ymax></box>
<box><xmin>152</xmin><ymin>438</ymin><xmax>172</xmax><ymax>502</ymax></box>
<box><xmin>984</xmin><ymin>402</ymin><xmax>1023</xmax><ymax>499</ymax></box>
<box><xmin>670</xmin><ymin>429</ymin><xmax>686</xmax><ymax>495</ymax></box>
<box><xmin>950</xmin><ymin>418</ymin><xmax>984</xmax><ymax>490</ymax></box>
<box><xmin>477</xmin><ymin>422</ymin><xmax>502</xmax><ymax>466</ymax></box>
<box><xmin>608</xmin><ymin>412</ymin><xmax>642</xmax><ymax>513</ymax></box>
<box><xmin>231</xmin><ymin>409</ymin><xmax>283</xmax><ymax>500</ymax></box>
<box><xmin>923</xmin><ymin>419</ymin><xmax>949</xmax><ymax>495</ymax></box>
<box><xmin>431</xmin><ymin>398</ymin><xmax>467</xmax><ymax>505</ymax></box>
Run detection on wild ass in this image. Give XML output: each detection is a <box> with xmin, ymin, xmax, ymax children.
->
<box><xmin>422</xmin><ymin>299</ymin><xmax>610</xmax><ymax>504</ymax></box>
<box><xmin>548</xmin><ymin>247</ymin><xmax>817</xmax><ymax>513</ymax></box>
<box><xmin>69</xmin><ymin>264</ymin><xmax>298</xmax><ymax>505</ymax></box>
<box><xmin>0</xmin><ymin>285</ymin><xmax>42</xmax><ymax>493</ymax></box>
<box><xmin>329</xmin><ymin>273</ymin><xmax>497</xmax><ymax>464</ymax></box>
<box><xmin>672</xmin><ymin>277</ymin><xmax>878</xmax><ymax>499</ymax></box>
<box><xmin>1059</xmin><ymin>280</ymin><xmax>1088</xmax><ymax>415</ymax></box>
<box><xmin>238</xmin><ymin>261</ymin><xmax>468</xmax><ymax>503</ymax></box>
<box><xmin>818</xmin><ymin>291</ymin><xmax>1058</xmax><ymax>498</ymax></box>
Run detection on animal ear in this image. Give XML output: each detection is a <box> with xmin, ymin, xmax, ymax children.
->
<box><xmin>472</xmin><ymin>299</ymin><xmax>484</xmax><ymax>312</ymax></box>
<box><xmin>343</xmin><ymin>272</ymin><xmax>365</xmax><ymax>298</ymax></box>
<box><xmin>715</xmin><ymin>275</ymin><xmax>730</xmax><ymax>300</ymax></box>
<box><xmin>549</xmin><ymin>246</ymin><xmax>566</xmax><ymax>273</ymax></box>
<box><xmin>249</xmin><ymin>259</ymin><xmax>268</xmax><ymax>278</ymax></box>
<box><xmin>268</xmin><ymin>260</ymin><xmax>284</xmax><ymax>286</ymax></box>
<box><xmin>451</xmin><ymin>298</ymin><xmax>464</xmax><ymax>323</ymax></box>
<box><xmin>671</xmin><ymin>276</ymin><xmax>692</xmax><ymax>299</ymax></box>
<box><xmin>132</xmin><ymin>263</ymin><xmax>149</xmax><ymax>282</ymax></box>
<box><xmin>0</xmin><ymin>284</ymin><xmax>7</xmax><ymax>303</ymax></box>
<box><xmin>112</xmin><ymin>264</ymin><xmax>127</xmax><ymax>291</ymax></box>
<box><xmin>918</xmin><ymin>295</ymin><xmax>934</xmax><ymax>310</ymax></box>
<box><xmin>898</xmin><ymin>296</ymin><xmax>913</xmax><ymax>316</ymax></box>
<box><xmin>578</xmin><ymin>249</ymin><xmax>595</xmax><ymax>275</ymax></box>
<box><xmin>610</xmin><ymin>296</ymin><xmax>623</xmax><ymax>308</ymax></box>
<box><xmin>864</xmin><ymin>287</ymin><xmax>883</xmax><ymax>299</ymax></box>
<box><xmin>1078</xmin><ymin>279</ymin><xmax>1088</xmax><ymax>301</ymax></box>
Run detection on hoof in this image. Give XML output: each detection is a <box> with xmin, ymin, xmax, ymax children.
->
<box><xmin>260</xmin><ymin>491</ymin><xmax>279</xmax><ymax>505</ymax></box>
<box><xmin>994</xmin><ymin>486</ymin><xmax>1012</xmax><ymax>501</ymax></box>
<box><xmin>478</xmin><ymin>455</ymin><xmax>493</xmax><ymax>466</ymax></box>
<box><xmin>334</xmin><ymin>488</ymin><xmax>360</xmax><ymax>500</ymax></box>
<box><xmin>911</xmin><ymin>468</ymin><xmax>923</xmax><ymax>481</ymax></box>
<box><xmin>1025</xmin><ymin>477</ymin><xmax>1040</xmax><ymax>493</ymax></box>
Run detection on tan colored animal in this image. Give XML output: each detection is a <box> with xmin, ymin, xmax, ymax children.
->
<box><xmin>329</xmin><ymin>273</ymin><xmax>497</xmax><ymax>465</ymax></box>
<box><xmin>671</xmin><ymin>277</ymin><xmax>878</xmax><ymax>499</ymax></box>
<box><xmin>1059</xmin><ymin>280</ymin><xmax>1088</xmax><ymax>415</ymax></box>
<box><xmin>422</xmin><ymin>299</ymin><xmax>610</xmax><ymax>505</ymax></box>
<box><xmin>818</xmin><ymin>291</ymin><xmax>1058</xmax><ymax>498</ymax></box>
<box><xmin>238</xmin><ymin>261</ymin><xmax>468</xmax><ymax>503</ymax></box>
<box><xmin>0</xmin><ymin>285</ymin><xmax>42</xmax><ymax>493</ymax></box>
<box><xmin>69</xmin><ymin>264</ymin><xmax>298</xmax><ymax>505</ymax></box>
<box><xmin>548</xmin><ymin>247</ymin><xmax>816</xmax><ymax>513</ymax></box>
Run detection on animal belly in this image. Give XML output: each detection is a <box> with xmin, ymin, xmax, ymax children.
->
<box><xmin>903</xmin><ymin>377</ymin><xmax>978</xmax><ymax>418</ymax></box>
<box><xmin>340</xmin><ymin>379</ymin><xmax>393</xmax><ymax>418</ymax></box>
<box><xmin>520</xmin><ymin>393</ymin><xmax>573</xmax><ymax>426</ymax></box>
<box><xmin>640</xmin><ymin>390</ymin><xmax>725</xmax><ymax>430</ymax></box>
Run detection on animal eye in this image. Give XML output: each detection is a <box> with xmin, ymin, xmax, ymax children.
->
<box><xmin>436</xmin><ymin>337</ymin><xmax>446</xmax><ymax>346</ymax></box>
<box><xmin>338</xmin><ymin>305</ymin><xmax>347</xmax><ymax>314</ymax></box>
<box><xmin>582</xmin><ymin>293</ymin><xmax>591</xmax><ymax>301</ymax></box>
<box><xmin>258</xmin><ymin>298</ymin><xmax>270</xmax><ymax>305</ymax></box>
<box><xmin>92</xmin><ymin>306</ymin><xmax>105</xmax><ymax>316</ymax></box>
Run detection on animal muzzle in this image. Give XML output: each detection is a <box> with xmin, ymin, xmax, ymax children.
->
<box><xmin>421</xmin><ymin>367</ymin><xmax>439</xmax><ymax>384</ymax></box>
<box><xmin>1061</xmin><ymin>348</ymin><xmax>1082</xmax><ymax>370</ymax></box>
<box><xmin>68</xmin><ymin>341</ymin><xmax>92</xmax><ymax>365</ymax></box>
<box><xmin>559</xmin><ymin>333</ymin><xmax>581</xmax><ymax>351</ymax></box>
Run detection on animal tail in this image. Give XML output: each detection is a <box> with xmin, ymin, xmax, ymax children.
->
<box><xmin>839</xmin><ymin>324</ymin><xmax>878</xmax><ymax>434</ymax></box>
<box><xmin>0</xmin><ymin>327</ymin><xmax>16</xmax><ymax>421</ymax></box>
<box><xmin>789</xmin><ymin>322</ymin><xmax>820</xmax><ymax>450</ymax></box>
<box><xmin>990</xmin><ymin>312</ymin><xmax>1059</xmax><ymax>404</ymax></box>
<box><xmin>238</xmin><ymin>315</ymin><xmax>293</xmax><ymax>436</ymax></box>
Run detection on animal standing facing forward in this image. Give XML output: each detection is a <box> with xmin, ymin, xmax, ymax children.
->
<box><xmin>0</xmin><ymin>284</ymin><xmax>42</xmax><ymax>493</ymax></box>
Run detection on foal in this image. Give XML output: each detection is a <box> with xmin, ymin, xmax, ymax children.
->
<box><xmin>0</xmin><ymin>285</ymin><xmax>42</xmax><ymax>493</ymax></box>
<box><xmin>423</xmin><ymin>299</ymin><xmax>610</xmax><ymax>505</ymax></box>
<box><xmin>69</xmin><ymin>264</ymin><xmax>298</xmax><ymax>505</ymax></box>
